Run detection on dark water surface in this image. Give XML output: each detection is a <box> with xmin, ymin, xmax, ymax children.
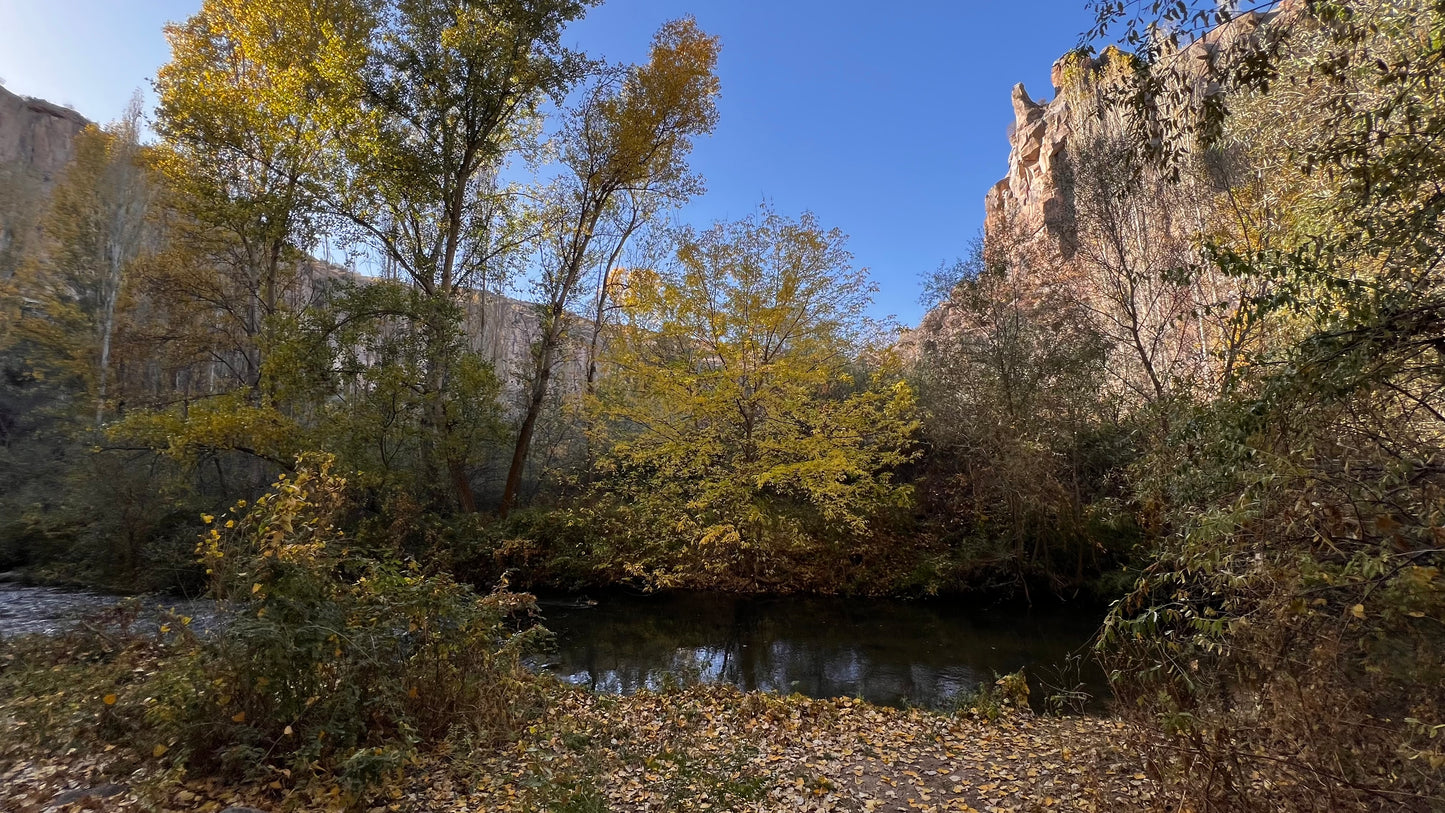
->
<box><xmin>533</xmin><ymin>592</ymin><xmax>1108</xmax><ymax>711</ymax></box>
<box><xmin>1</xmin><ymin>582</ymin><xmax>1108</xmax><ymax>712</ymax></box>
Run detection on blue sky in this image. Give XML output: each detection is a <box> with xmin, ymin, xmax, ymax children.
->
<box><xmin>0</xmin><ymin>0</ymin><xmax>1094</xmax><ymax>326</ymax></box>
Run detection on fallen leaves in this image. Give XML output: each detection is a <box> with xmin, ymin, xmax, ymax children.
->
<box><xmin>408</xmin><ymin>685</ymin><xmax>1158</xmax><ymax>813</ymax></box>
<box><xmin>5</xmin><ymin>672</ymin><xmax>1158</xmax><ymax>812</ymax></box>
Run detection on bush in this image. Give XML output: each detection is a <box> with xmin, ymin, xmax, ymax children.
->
<box><xmin>171</xmin><ymin>455</ymin><xmax>548</xmax><ymax>788</ymax></box>
<box><xmin>954</xmin><ymin>669</ymin><xmax>1032</xmax><ymax>722</ymax></box>
<box><xmin>1102</xmin><ymin>399</ymin><xmax>1445</xmax><ymax>810</ymax></box>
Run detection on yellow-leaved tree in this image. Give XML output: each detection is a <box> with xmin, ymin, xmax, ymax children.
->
<box><xmin>589</xmin><ymin>207</ymin><xmax>918</xmax><ymax>589</ymax></box>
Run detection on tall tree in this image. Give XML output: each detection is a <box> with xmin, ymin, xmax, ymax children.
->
<box><xmin>499</xmin><ymin>17</ymin><xmax>720</xmax><ymax>516</ymax></box>
<box><xmin>4</xmin><ymin>98</ymin><xmax>152</xmax><ymax>426</ymax></box>
<box><xmin>331</xmin><ymin>0</ymin><xmax>592</xmax><ymax>512</ymax></box>
<box><xmin>154</xmin><ymin>0</ymin><xmax>369</xmax><ymax>395</ymax></box>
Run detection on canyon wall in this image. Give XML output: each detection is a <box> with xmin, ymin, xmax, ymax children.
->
<box><xmin>0</xmin><ymin>84</ymin><xmax>89</xmax><ymax>184</ymax></box>
<box><xmin>0</xmin><ymin>85</ymin><xmax>90</xmax><ymax>277</ymax></box>
<box><xmin>906</xmin><ymin>2</ymin><xmax>1293</xmax><ymax>356</ymax></box>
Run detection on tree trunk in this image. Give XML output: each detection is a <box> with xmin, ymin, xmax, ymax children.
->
<box><xmin>499</xmin><ymin>357</ymin><xmax>554</xmax><ymax>517</ymax></box>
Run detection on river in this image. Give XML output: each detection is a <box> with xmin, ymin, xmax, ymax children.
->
<box><xmin>533</xmin><ymin>592</ymin><xmax>1108</xmax><ymax>711</ymax></box>
<box><xmin>0</xmin><ymin>583</ymin><xmax>1108</xmax><ymax>712</ymax></box>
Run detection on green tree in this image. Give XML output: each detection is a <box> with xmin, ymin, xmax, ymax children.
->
<box><xmin>331</xmin><ymin>0</ymin><xmax>594</xmax><ymax>513</ymax></box>
<box><xmin>589</xmin><ymin>207</ymin><xmax>918</xmax><ymax>588</ymax></box>
<box><xmin>499</xmin><ymin>17</ymin><xmax>721</xmax><ymax>516</ymax></box>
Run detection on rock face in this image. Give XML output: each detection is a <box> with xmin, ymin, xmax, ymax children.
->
<box><xmin>903</xmin><ymin>3</ymin><xmax>1298</xmax><ymax>356</ymax></box>
<box><xmin>984</xmin><ymin>81</ymin><xmax>1075</xmax><ymax>262</ymax></box>
<box><xmin>299</xmin><ymin>262</ymin><xmax>592</xmax><ymax>400</ymax></box>
<box><xmin>0</xmin><ymin>83</ymin><xmax>89</xmax><ymax>185</ymax></box>
<box><xmin>0</xmin><ymin>85</ymin><xmax>90</xmax><ymax>277</ymax></box>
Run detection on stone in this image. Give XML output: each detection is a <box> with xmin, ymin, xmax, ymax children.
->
<box><xmin>901</xmin><ymin>3</ymin><xmax>1305</xmax><ymax>359</ymax></box>
<box><xmin>49</xmin><ymin>783</ymin><xmax>126</xmax><ymax>805</ymax></box>
<box><xmin>0</xmin><ymin>83</ymin><xmax>88</xmax><ymax>186</ymax></box>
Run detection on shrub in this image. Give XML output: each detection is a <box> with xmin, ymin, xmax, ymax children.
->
<box><xmin>173</xmin><ymin>454</ymin><xmax>548</xmax><ymax>787</ymax></box>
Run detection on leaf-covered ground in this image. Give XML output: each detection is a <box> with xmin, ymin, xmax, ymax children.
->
<box><xmin>3</xmin><ymin>684</ymin><xmax>1157</xmax><ymax>812</ymax></box>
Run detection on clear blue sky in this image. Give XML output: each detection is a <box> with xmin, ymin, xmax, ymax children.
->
<box><xmin>0</xmin><ymin>0</ymin><xmax>1094</xmax><ymax>326</ymax></box>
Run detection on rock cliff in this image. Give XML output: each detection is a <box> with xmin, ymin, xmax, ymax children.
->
<box><xmin>0</xmin><ymin>84</ymin><xmax>89</xmax><ymax>185</ymax></box>
<box><xmin>905</xmin><ymin>2</ymin><xmax>1297</xmax><ymax>353</ymax></box>
<box><xmin>0</xmin><ymin>85</ymin><xmax>90</xmax><ymax>277</ymax></box>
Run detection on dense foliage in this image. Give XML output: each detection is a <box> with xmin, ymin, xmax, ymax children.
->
<box><xmin>1077</xmin><ymin>0</ymin><xmax>1445</xmax><ymax>808</ymax></box>
<box><xmin>2</xmin><ymin>0</ymin><xmax>1443</xmax><ymax>806</ymax></box>
<box><xmin>581</xmin><ymin>208</ymin><xmax>918</xmax><ymax>591</ymax></box>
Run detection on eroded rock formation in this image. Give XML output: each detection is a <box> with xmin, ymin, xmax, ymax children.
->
<box><xmin>906</xmin><ymin>2</ymin><xmax>1298</xmax><ymax>359</ymax></box>
<box><xmin>0</xmin><ymin>84</ymin><xmax>88</xmax><ymax>185</ymax></box>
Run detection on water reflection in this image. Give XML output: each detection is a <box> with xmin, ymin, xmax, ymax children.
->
<box><xmin>533</xmin><ymin>593</ymin><xmax>1106</xmax><ymax>711</ymax></box>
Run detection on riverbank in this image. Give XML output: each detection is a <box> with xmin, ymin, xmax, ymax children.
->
<box><xmin>3</xmin><ymin>681</ymin><xmax>1156</xmax><ymax>812</ymax></box>
<box><xmin>0</xmin><ymin>584</ymin><xmax>1149</xmax><ymax>811</ymax></box>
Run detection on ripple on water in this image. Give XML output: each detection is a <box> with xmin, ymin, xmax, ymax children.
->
<box><xmin>0</xmin><ymin>584</ymin><xmax>215</xmax><ymax>638</ymax></box>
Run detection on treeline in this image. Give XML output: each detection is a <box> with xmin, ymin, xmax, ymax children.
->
<box><xmin>0</xmin><ymin>0</ymin><xmax>931</xmax><ymax>597</ymax></box>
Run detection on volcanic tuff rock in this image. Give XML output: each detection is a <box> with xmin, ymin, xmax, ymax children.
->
<box><xmin>903</xmin><ymin>1</ymin><xmax>1300</xmax><ymax>355</ymax></box>
<box><xmin>0</xmin><ymin>83</ymin><xmax>89</xmax><ymax>185</ymax></box>
<box><xmin>983</xmin><ymin>81</ymin><xmax>1074</xmax><ymax>263</ymax></box>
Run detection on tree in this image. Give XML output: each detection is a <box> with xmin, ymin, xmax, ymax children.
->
<box><xmin>0</xmin><ymin>105</ymin><xmax>194</xmax><ymax>584</ymax></box>
<box><xmin>4</xmin><ymin>97</ymin><xmax>151</xmax><ymax>427</ymax></box>
<box><xmin>589</xmin><ymin>207</ymin><xmax>918</xmax><ymax>587</ymax></box>
<box><xmin>331</xmin><ymin>0</ymin><xmax>593</xmax><ymax>512</ymax></box>
<box><xmin>912</xmin><ymin>236</ymin><xmax>1124</xmax><ymax>596</ymax></box>
<box><xmin>498</xmin><ymin>16</ymin><xmax>720</xmax><ymax>516</ymax></box>
<box><xmin>1087</xmin><ymin>1</ymin><xmax>1445</xmax><ymax>807</ymax></box>
<box><xmin>154</xmin><ymin>0</ymin><xmax>367</xmax><ymax>395</ymax></box>
<box><xmin>263</xmin><ymin>278</ymin><xmax>507</xmax><ymax>510</ymax></box>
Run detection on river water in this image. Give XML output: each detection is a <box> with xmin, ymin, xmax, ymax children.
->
<box><xmin>0</xmin><ymin>583</ymin><xmax>1108</xmax><ymax>712</ymax></box>
<box><xmin>533</xmin><ymin>592</ymin><xmax>1108</xmax><ymax>711</ymax></box>
<box><xmin>0</xmin><ymin>582</ymin><xmax>215</xmax><ymax>637</ymax></box>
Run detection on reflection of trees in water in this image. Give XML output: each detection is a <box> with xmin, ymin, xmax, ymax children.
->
<box><xmin>538</xmin><ymin>594</ymin><xmax>1105</xmax><ymax>709</ymax></box>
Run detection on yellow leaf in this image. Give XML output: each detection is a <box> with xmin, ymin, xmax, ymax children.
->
<box><xmin>252</xmin><ymin>582</ymin><xmax>262</xmax><ymax>594</ymax></box>
<box><xmin>1351</xmin><ymin>604</ymin><xmax>1366</xmax><ymax>619</ymax></box>
<box><xmin>153</xmin><ymin>744</ymin><xmax>169</xmax><ymax>757</ymax></box>
<box><xmin>232</xmin><ymin>711</ymin><xmax>247</xmax><ymax>722</ymax></box>
<box><xmin>103</xmin><ymin>693</ymin><xmax>117</xmax><ymax>706</ymax></box>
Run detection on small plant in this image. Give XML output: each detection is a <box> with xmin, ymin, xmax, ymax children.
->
<box><xmin>169</xmin><ymin>455</ymin><xmax>548</xmax><ymax>790</ymax></box>
<box><xmin>958</xmin><ymin>669</ymin><xmax>1031</xmax><ymax>722</ymax></box>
